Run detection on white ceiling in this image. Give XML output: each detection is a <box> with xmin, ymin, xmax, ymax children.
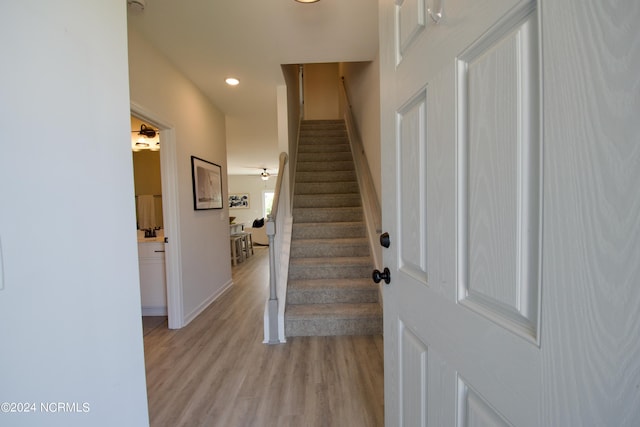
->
<box><xmin>127</xmin><ymin>0</ymin><xmax>379</xmax><ymax>175</ymax></box>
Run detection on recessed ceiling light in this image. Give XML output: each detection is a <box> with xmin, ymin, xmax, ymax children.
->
<box><xmin>295</xmin><ymin>0</ymin><xmax>320</xmax><ymax>2</ymax></box>
<box><xmin>225</xmin><ymin>77</ymin><xmax>240</xmax><ymax>86</ymax></box>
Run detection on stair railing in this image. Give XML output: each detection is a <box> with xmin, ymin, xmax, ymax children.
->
<box><xmin>265</xmin><ymin>151</ymin><xmax>289</xmax><ymax>344</ymax></box>
<box><xmin>339</xmin><ymin>76</ymin><xmax>383</xmax><ymax>270</ymax></box>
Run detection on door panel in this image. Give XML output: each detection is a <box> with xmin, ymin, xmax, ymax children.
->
<box><xmin>397</xmin><ymin>0</ymin><xmax>426</xmax><ymax>61</ymax></box>
<box><xmin>457</xmin><ymin>5</ymin><xmax>541</xmax><ymax>342</ymax></box>
<box><xmin>457</xmin><ymin>377</ymin><xmax>512</xmax><ymax>427</ymax></box>
<box><xmin>397</xmin><ymin>90</ymin><xmax>429</xmax><ymax>281</ymax></box>
<box><xmin>399</xmin><ymin>321</ymin><xmax>428</xmax><ymax>426</ymax></box>
<box><xmin>380</xmin><ymin>0</ymin><xmax>541</xmax><ymax>425</ymax></box>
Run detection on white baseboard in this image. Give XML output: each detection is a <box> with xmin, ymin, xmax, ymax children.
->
<box><xmin>183</xmin><ymin>279</ymin><xmax>234</xmax><ymax>326</ymax></box>
<box><xmin>142</xmin><ymin>306</ymin><xmax>168</xmax><ymax>316</ymax></box>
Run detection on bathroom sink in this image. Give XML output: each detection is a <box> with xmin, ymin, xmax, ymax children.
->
<box><xmin>137</xmin><ymin>229</ymin><xmax>164</xmax><ymax>243</ymax></box>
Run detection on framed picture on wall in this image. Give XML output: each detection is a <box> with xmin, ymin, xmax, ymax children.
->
<box><xmin>191</xmin><ymin>156</ymin><xmax>223</xmax><ymax>210</ymax></box>
<box><xmin>229</xmin><ymin>193</ymin><xmax>250</xmax><ymax>209</ymax></box>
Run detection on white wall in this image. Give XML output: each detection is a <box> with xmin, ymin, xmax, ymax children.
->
<box><xmin>228</xmin><ymin>175</ymin><xmax>276</xmax><ymax>226</ymax></box>
<box><xmin>340</xmin><ymin>59</ymin><xmax>382</xmax><ymax>202</ymax></box>
<box><xmin>128</xmin><ymin>28</ymin><xmax>233</xmax><ymax>323</ymax></box>
<box><xmin>0</xmin><ymin>2</ymin><xmax>149</xmax><ymax>426</ymax></box>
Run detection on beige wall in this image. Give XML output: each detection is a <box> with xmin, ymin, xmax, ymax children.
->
<box><xmin>303</xmin><ymin>63</ymin><xmax>340</xmax><ymax>120</ymax></box>
<box><xmin>132</xmin><ymin>149</ymin><xmax>163</xmax><ymax>228</ymax></box>
<box><xmin>340</xmin><ymin>58</ymin><xmax>382</xmax><ymax>202</ymax></box>
<box><xmin>132</xmin><ymin>150</ymin><xmax>162</xmax><ymax>196</ymax></box>
<box><xmin>294</xmin><ymin>60</ymin><xmax>382</xmax><ymax>202</ymax></box>
<box><xmin>128</xmin><ymin>26</ymin><xmax>232</xmax><ymax>324</ymax></box>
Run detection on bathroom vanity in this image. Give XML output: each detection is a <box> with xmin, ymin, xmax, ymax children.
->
<box><xmin>137</xmin><ymin>230</ymin><xmax>167</xmax><ymax>316</ymax></box>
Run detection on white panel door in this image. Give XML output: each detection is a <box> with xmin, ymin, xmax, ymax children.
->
<box><xmin>379</xmin><ymin>0</ymin><xmax>542</xmax><ymax>425</ymax></box>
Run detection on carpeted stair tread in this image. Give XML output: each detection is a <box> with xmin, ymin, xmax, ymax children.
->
<box><xmin>295</xmin><ymin>181</ymin><xmax>360</xmax><ymax>195</ymax></box>
<box><xmin>298</xmin><ymin>144</ymin><xmax>351</xmax><ymax>153</ymax></box>
<box><xmin>296</xmin><ymin>161</ymin><xmax>355</xmax><ymax>172</ymax></box>
<box><xmin>288</xmin><ymin>278</ymin><xmax>376</xmax><ymax>295</ymax></box>
<box><xmin>300</xmin><ymin>129</ymin><xmax>347</xmax><ymax>137</ymax></box>
<box><xmin>291</xmin><ymin>238</ymin><xmax>370</xmax><ymax>258</ymax></box>
<box><xmin>290</xmin><ymin>256</ymin><xmax>372</xmax><ymax>267</ymax></box>
<box><xmin>300</xmin><ymin>120</ymin><xmax>345</xmax><ymax>128</ymax></box>
<box><xmin>289</xmin><ymin>277</ymin><xmax>374</xmax><ymax>289</ymax></box>
<box><xmin>288</xmin><ymin>257</ymin><xmax>372</xmax><ymax>280</ymax></box>
<box><xmin>297</xmin><ymin>151</ymin><xmax>353</xmax><ymax>162</ymax></box>
<box><xmin>285</xmin><ymin>303</ymin><xmax>383</xmax><ymax>336</ymax></box>
<box><xmin>292</xmin><ymin>222</ymin><xmax>366</xmax><ymax>239</ymax></box>
<box><xmin>287</xmin><ymin>278</ymin><xmax>378</xmax><ymax>304</ymax></box>
<box><xmin>286</xmin><ymin>303</ymin><xmax>382</xmax><ymax>319</ymax></box>
<box><xmin>292</xmin><ymin>206</ymin><xmax>363</xmax><ymax>223</ymax></box>
<box><xmin>285</xmin><ymin>119</ymin><xmax>381</xmax><ymax>337</ymax></box>
<box><xmin>291</xmin><ymin>237</ymin><xmax>369</xmax><ymax>246</ymax></box>
<box><xmin>296</xmin><ymin>170</ymin><xmax>357</xmax><ymax>183</ymax></box>
<box><xmin>293</xmin><ymin>194</ymin><xmax>361</xmax><ymax>208</ymax></box>
<box><xmin>298</xmin><ymin>140</ymin><xmax>349</xmax><ymax>145</ymax></box>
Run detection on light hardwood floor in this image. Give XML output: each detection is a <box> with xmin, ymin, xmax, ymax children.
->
<box><xmin>143</xmin><ymin>246</ymin><xmax>384</xmax><ymax>427</ymax></box>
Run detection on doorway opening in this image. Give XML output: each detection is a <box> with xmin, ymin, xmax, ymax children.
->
<box><xmin>131</xmin><ymin>103</ymin><xmax>184</xmax><ymax>330</ymax></box>
<box><xmin>131</xmin><ymin>115</ymin><xmax>167</xmax><ymax>330</ymax></box>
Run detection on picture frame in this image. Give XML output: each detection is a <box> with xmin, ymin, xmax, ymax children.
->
<box><xmin>191</xmin><ymin>156</ymin><xmax>223</xmax><ymax>210</ymax></box>
<box><xmin>229</xmin><ymin>193</ymin><xmax>250</xmax><ymax>209</ymax></box>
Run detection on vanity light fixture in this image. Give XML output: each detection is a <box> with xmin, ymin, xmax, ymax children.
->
<box><xmin>225</xmin><ymin>77</ymin><xmax>240</xmax><ymax>86</ymax></box>
<box><xmin>127</xmin><ymin>0</ymin><xmax>146</xmax><ymax>14</ymax></box>
<box><xmin>132</xmin><ymin>124</ymin><xmax>160</xmax><ymax>152</ymax></box>
<box><xmin>135</xmin><ymin>123</ymin><xmax>157</xmax><ymax>138</ymax></box>
<box><xmin>261</xmin><ymin>168</ymin><xmax>270</xmax><ymax>181</ymax></box>
<box><xmin>133</xmin><ymin>137</ymin><xmax>149</xmax><ymax>152</ymax></box>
